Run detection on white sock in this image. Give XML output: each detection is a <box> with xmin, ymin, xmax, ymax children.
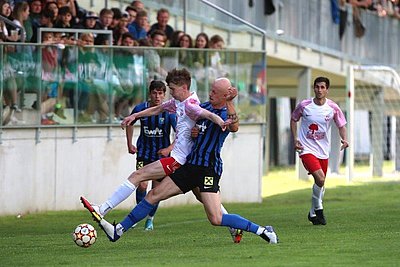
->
<box><xmin>99</xmin><ymin>180</ymin><xmax>136</xmax><ymax>215</ymax></box>
<box><xmin>311</xmin><ymin>183</ymin><xmax>325</xmax><ymax>215</ymax></box>
<box><xmin>256</xmin><ymin>226</ymin><xmax>265</xmax><ymax>235</ymax></box>
<box><xmin>220</xmin><ymin>204</ymin><xmax>228</xmax><ymax>215</ymax></box>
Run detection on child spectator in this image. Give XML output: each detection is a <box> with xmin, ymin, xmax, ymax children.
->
<box><xmin>54</xmin><ymin>6</ymin><xmax>73</xmax><ymax>28</ymax></box>
<box><xmin>128</xmin><ymin>9</ymin><xmax>148</xmax><ymax>40</ymax></box>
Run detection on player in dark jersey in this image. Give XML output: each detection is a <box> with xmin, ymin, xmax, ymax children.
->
<box><xmin>126</xmin><ymin>80</ymin><xmax>176</xmax><ymax>230</ymax></box>
<box><xmin>93</xmin><ymin>77</ymin><xmax>278</xmax><ymax>244</ymax></box>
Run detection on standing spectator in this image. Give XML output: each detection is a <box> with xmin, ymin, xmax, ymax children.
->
<box><xmin>128</xmin><ymin>9</ymin><xmax>147</xmax><ymax>40</ymax></box>
<box><xmin>146</xmin><ymin>29</ymin><xmax>167</xmax><ymax>80</ymax></box>
<box><xmin>0</xmin><ymin>0</ymin><xmax>19</xmax><ymax>42</ymax></box>
<box><xmin>12</xmin><ymin>1</ymin><xmax>31</xmax><ymax>42</ymax></box>
<box><xmin>110</xmin><ymin>7</ymin><xmax>122</xmax><ymax>31</ymax></box>
<box><xmin>290</xmin><ymin>77</ymin><xmax>349</xmax><ymax>226</ymax></box>
<box><xmin>56</xmin><ymin>0</ymin><xmax>77</xmax><ymax>18</ymax></box>
<box><xmin>149</xmin><ymin>8</ymin><xmax>174</xmax><ymax>42</ymax></box>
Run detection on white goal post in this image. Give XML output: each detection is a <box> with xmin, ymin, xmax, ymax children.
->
<box><xmin>346</xmin><ymin>65</ymin><xmax>400</xmax><ymax>182</ymax></box>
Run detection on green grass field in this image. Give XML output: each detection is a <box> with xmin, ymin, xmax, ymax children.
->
<box><xmin>0</xmin><ymin>179</ymin><xmax>399</xmax><ymax>266</ymax></box>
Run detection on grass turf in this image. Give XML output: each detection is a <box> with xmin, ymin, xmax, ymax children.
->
<box><xmin>0</xmin><ymin>181</ymin><xmax>399</xmax><ymax>266</ymax></box>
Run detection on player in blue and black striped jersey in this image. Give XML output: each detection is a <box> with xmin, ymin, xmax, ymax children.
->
<box><xmin>96</xmin><ymin>77</ymin><xmax>278</xmax><ymax>244</ymax></box>
<box><xmin>125</xmin><ymin>80</ymin><xmax>176</xmax><ymax>230</ymax></box>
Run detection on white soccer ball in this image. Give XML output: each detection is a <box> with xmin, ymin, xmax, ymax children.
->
<box><xmin>72</xmin><ymin>223</ymin><xmax>97</xmax><ymax>248</ymax></box>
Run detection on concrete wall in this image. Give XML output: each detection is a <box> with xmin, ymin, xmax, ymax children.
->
<box><xmin>0</xmin><ymin>124</ymin><xmax>264</xmax><ymax>215</ymax></box>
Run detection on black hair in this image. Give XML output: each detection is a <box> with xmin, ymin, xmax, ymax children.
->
<box><xmin>314</xmin><ymin>77</ymin><xmax>330</xmax><ymax>88</ymax></box>
<box><xmin>149</xmin><ymin>80</ymin><xmax>166</xmax><ymax>93</ymax></box>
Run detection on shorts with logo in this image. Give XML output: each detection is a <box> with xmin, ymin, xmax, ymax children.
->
<box><xmin>169</xmin><ymin>164</ymin><xmax>221</xmax><ymax>193</ymax></box>
<box><xmin>300</xmin><ymin>153</ymin><xmax>328</xmax><ymax>176</ymax></box>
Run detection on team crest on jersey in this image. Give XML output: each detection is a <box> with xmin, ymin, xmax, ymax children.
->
<box><xmin>204</xmin><ymin>176</ymin><xmax>214</xmax><ymax>186</ymax></box>
<box><xmin>325</xmin><ymin>115</ymin><xmax>330</xmax><ymax>122</ymax></box>
<box><xmin>159</xmin><ymin>117</ymin><xmax>165</xmax><ymax>124</ymax></box>
<box><xmin>197</xmin><ymin>122</ymin><xmax>207</xmax><ymax>133</ymax></box>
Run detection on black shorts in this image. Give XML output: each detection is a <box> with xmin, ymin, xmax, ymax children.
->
<box><xmin>136</xmin><ymin>158</ymin><xmax>163</xmax><ymax>182</ymax></box>
<box><xmin>170</xmin><ymin>164</ymin><xmax>221</xmax><ymax>193</ymax></box>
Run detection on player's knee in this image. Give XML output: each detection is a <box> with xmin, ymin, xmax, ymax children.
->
<box><xmin>208</xmin><ymin>214</ymin><xmax>222</xmax><ymax>226</ymax></box>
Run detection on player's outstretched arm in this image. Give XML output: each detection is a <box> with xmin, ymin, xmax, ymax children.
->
<box><xmin>199</xmin><ymin>108</ymin><xmax>230</xmax><ymax>131</ymax></box>
<box><xmin>121</xmin><ymin>105</ymin><xmax>164</xmax><ymax>129</ymax></box>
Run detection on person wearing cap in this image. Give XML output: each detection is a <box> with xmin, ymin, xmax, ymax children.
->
<box><xmin>76</xmin><ymin>11</ymin><xmax>101</xmax><ymax>31</ymax></box>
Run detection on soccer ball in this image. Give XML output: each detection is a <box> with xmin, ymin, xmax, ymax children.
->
<box><xmin>72</xmin><ymin>223</ymin><xmax>97</xmax><ymax>248</ymax></box>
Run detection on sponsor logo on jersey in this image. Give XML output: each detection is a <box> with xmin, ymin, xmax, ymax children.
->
<box><xmin>144</xmin><ymin>126</ymin><xmax>164</xmax><ymax>137</ymax></box>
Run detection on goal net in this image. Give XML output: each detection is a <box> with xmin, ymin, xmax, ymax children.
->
<box><xmin>346</xmin><ymin>65</ymin><xmax>400</xmax><ymax>181</ymax></box>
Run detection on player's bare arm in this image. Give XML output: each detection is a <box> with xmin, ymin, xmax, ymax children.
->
<box><xmin>338</xmin><ymin>126</ymin><xmax>349</xmax><ymax>150</ymax></box>
<box><xmin>290</xmin><ymin>119</ymin><xmax>304</xmax><ymax>151</ymax></box>
<box><xmin>121</xmin><ymin>105</ymin><xmax>164</xmax><ymax>129</ymax></box>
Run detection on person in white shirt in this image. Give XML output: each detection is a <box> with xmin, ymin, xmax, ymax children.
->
<box><xmin>290</xmin><ymin>76</ymin><xmax>349</xmax><ymax>225</ymax></box>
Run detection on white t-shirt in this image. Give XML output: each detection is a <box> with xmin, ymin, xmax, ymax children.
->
<box><xmin>161</xmin><ymin>92</ymin><xmax>202</xmax><ymax>164</ymax></box>
<box><xmin>291</xmin><ymin>98</ymin><xmax>347</xmax><ymax>159</ymax></box>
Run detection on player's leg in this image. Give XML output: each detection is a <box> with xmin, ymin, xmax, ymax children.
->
<box><xmin>201</xmin><ymin>192</ymin><xmax>278</xmax><ymax>244</ymax></box>
<box><xmin>98</xmin><ymin>176</ymin><xmax>183</xmax><ymax>242</ymax></box>
<box><xmin>301</xmin><ymin>154</ymin><xmax>327</xmax><ymax>225</ymax></box>
<box><xmin>91</xmin><ymin>160</ymin><xmax>166</xmax><ymax>217</ymax></box>
<box><xmin>144</xmin><ymin>180</ymin><xmax>161</xmax><ymax>230</ymax></box>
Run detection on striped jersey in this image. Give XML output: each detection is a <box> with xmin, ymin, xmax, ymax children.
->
<box><xmin>186</xmin><ymin>102</ymin><xmax>229</xmax><ymax>176</ymax></box>
<box><xmin>130</xmin><ymin>102</ymin><xmax>177</xmax><ymax>161</ymax></box>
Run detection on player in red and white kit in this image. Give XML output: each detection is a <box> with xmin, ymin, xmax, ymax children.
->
<box><xmin>290</xmin><ymin>76</ymin><xmax>349</xmax><ymax>225</ymax></box>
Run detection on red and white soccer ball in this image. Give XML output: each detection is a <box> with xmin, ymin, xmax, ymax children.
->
<box><xmin>72</xmin><ymin>223</ymin><xmax>97</xmax><ymax>248</ymax></box>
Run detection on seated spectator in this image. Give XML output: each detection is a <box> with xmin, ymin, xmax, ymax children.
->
<box><xmin>193</xmin><ymin>32</ymin><xmax>209</xmax><ymax>101</ymax></box>
<box><xmin>39</xmin><ymin>31</ymin><xmax>64</xmax><ymax>125</ymax></box>
<box><xmin>43</xmin><ymin>1</ymin><xmax>59</xmax><ymax>25</ymax></box>
<box><xmin>177</xmin><ymin>33</ymin><xmax>194</xmax><ymax>68</ymax></box>
<box><xmin>27</xmin><ymin>0</ymin><xmax>42</xmax><ymax>42</ymax></box>
<box><xmin>146</xmin><ymin>30</ymin><xmax>168</xmax><ymax>80</ymax></box>
<box><xmin>130</xmin><ymin>0</ymin><xmax>145</xmax><ymax>11</ymax></box>
<box><xmin>54</xmin><ymin>6</ymin><xmax>74</xmax><ymax>28</ymax></box>
<box><xmin>110</xmin><ymin>7</ymin><xmax>123</xmax><ymax>31</ymax></box>
<box><xmin>96</xmin><ymin>8</ymin><xmax>114</xmax><ymax>44</ymax></box>
<box><xmin>128</xmin><ymin>9</ymin><xmax>148</xmax><ymax>40</ymax></box>
<box><xmin>113</xmin><ymin>32</ymin><xmax>142</xmax><ymax>118</ymax></box>
<box><xmin>125</xmin><ymin>5</ymin><xmax>137</xmax><ymax>25</ymax></box>
<box><xmin>208</xmin><ymin>34</ymin><xmax>227</xmax><ymax>79</ymax></box>
<box><xmin>0</xmin><ymin>0</ymin><xmax>19</xmax><ymax>42</ymax></box>
<box><xmin>56</xmin><ymin>0</ymin><xmax>77</xmax><ymax>18</ymax></box>
<box><xmin>149</xmin><ymin>8</ymin><xmax>174</xmax><ymax>42</ymax></box>
<box><xmin>76</xmin><ymin>11</ymin><xmax>101</xmax><ymax>32</ymax></box>
<box><xmin>169</xmin><ymin>30</ymin><xmax>184</xmax><ymax>47</ymax></box>
<box><xmin>113</xmin><ymin>11</ymin><xmax>129</xmax><ymax>45</ymax></box>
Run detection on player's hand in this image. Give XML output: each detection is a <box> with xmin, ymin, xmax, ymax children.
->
<box><xmin>128</xmin><ymin>144</ymin><xmax>137</xmax><ymax>154</ymax></box>
<box><xmin>191</xmin><ymin>126</ymin><xmax>199</xmax><ymax>138</ymax></box>
<box><xmin>294</xmin><ymin>139</ymin><xmax>304</xmax><ymax>152</ymax></box>
<box><xmin>226</xmin><ymin>87</ymin><xmax>238</xmax><ymax>101</ymax></box>
<box><xmin>340</xmin><ymin>140</ymin><xmax>349</xmax><ymax>151</ymax></box>
<box><xmin>121</xmin><ymin>114</ymin><xmax>136</xmax><ymax>129</ymax></box>
<box><xmin>220</xmin><ymin>119</ymin><xmax>232</xmax><ymax>131</ymax></box>
<box><xmin>157</xmin><ymin>148</ymin><xmax>169</xmax><ymax>158</ymax></box>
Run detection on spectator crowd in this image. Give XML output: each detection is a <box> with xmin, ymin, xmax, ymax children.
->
<box><xmin>0</xmin><ymin>0</ymin><xmax>228</xmax><ymax>125</ymax></box>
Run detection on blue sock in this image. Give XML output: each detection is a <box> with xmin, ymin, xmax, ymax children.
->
<box><xmin>136</xmin><ymin>189</ymin><xmax>146</xmax><ymax>204</ymax></box>
<box><xmin>148</xmin><ymin>202</ymin><xmax>159</xmax><ymax>217</ymax></box>
<box><xmin>220</xmin><ymin>214</ymin><xmax>260</xmax><ymax>234</ymax></box>
<box><xmin>120</xmin><ymin>199</ymin><xmax>156</xmax><ymax>230</ymax></box>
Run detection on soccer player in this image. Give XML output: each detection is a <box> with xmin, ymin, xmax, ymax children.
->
<box><xmin>81</xmin><ymin>69</ymin><xmax>242</xmax><ymax>242</ymax></box>
<box><xmin>82</xmin><ymin>77</ymin><xmax>278</xmax><ymax>244</ymax></box>
<box><xmin>290</xmin><ymin>76</ymin><xmax>349</xmax><ymax>225</ymax></box>
<box><xmin>126</xmin><ymin>80</ymin><xmax>176</xmax><ymax>230</ymax></box>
